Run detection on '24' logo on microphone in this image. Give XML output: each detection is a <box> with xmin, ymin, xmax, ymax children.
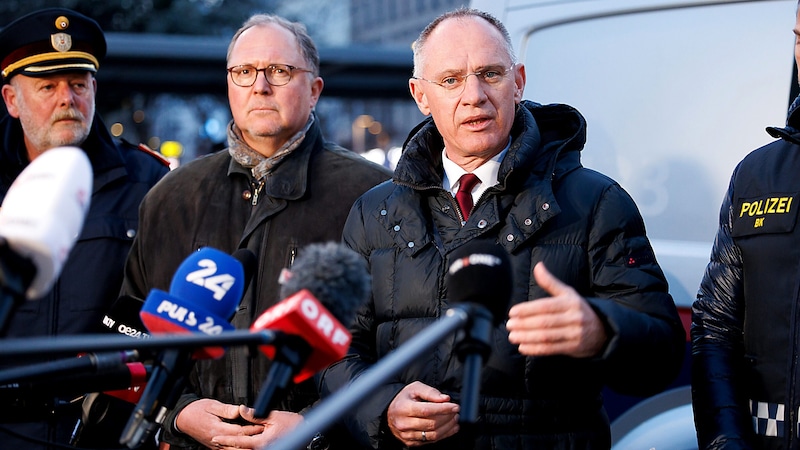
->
<box><xmin>185</xmin><ymin>258</ymin><xmax>236</xmax><ymax>300</ymax></box>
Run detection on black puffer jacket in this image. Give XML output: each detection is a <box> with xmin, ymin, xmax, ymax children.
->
<box><xmin>692</xmin><ymin>96</ymin><xmax>800</xmax><ymax>450</ymax></box>
<box><xmin>320</xmin><ymin>100</ymin><xmax>685</xmax><ymax>450</ymax></box>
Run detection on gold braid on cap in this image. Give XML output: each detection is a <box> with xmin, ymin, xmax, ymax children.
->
<box><xmin>1</xmin><ymin>50</ymin><xmax>99</xmax><ymax>78</ymax></box>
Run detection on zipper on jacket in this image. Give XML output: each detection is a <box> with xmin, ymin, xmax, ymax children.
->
<box><xmin>251</xmin><ymin>179</ymin><xmax>265</xmax><ymax>206</ymax></box>
<box><xmin>459</xmin><ymin>188</ymin><xmax>495</xmax><ymax>225</ymax></box>
<box><xmin>393</xmin><ymin>180</ymin><xmax>487</xmax><ymax>225</ymax></box>
<box><xmin>286</xmin><ymin>240</ymin><xmax>298</xmax><ymax>268</ymax></box>
<box><xmin>450</xmin><ymin>194</ymin><xmax>467</xmax><ymax>224</ymax></box>
<box><xmin>451</xmin><ymin>189</ymin><xmax>494</xmax><ymax>225</ymax></box>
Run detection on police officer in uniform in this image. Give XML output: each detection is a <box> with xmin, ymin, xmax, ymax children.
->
<box><xmin>0</xmin><ymin>8</ymin><xmax>169</xmax><ymax>449</ymax></box>
<box><xmin>691</xmin><ymin>5</ymin><xmax>800</xmax><ymax>449</ymax></box>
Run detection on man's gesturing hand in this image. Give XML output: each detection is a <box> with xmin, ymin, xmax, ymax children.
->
<box><xmin>507</xmin><ymin>262</ymin><xmax>607</xmax><ymax>358</ymax></box>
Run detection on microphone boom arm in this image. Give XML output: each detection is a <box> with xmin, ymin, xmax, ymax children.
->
<box><xmin>0</xmin><ymin>330</ymin><xmax>280</xmax><ymax>360</ymax></box>
<box><xmin>267</xmin><ymin>306</ymin><xmax>471</xmax><ymax>450</ymax></box>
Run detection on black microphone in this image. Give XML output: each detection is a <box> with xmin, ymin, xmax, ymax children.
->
<box><xmin>445</xmin><ymin>241</ymin><xmax>512</xmax><ymax>425</ymax></box>
<box><xmin>0</xmin><ymin>357</ymin><xmax>149</xmax><ymax>407</ymax></box>
<box><xmin>0</xmin><ymin>350</ymin><xmax>140</xmax><ymax>385</ymax></box>
<box><xmin>101</xmin><ymin>295</ymin><xmax>150</xmax><ymax>339</ymax></box>
<box><xmin>250</xmin><ymin>241</ymin><xmax>369</xmax><ymax>418</ymax></box>
<box><xmin>120</xmin><ymin>247</ymin><xmax>256</xmax><ymax>449</ymax></box>
<box><xmin>70</xmin><ymin>294</ymin><xmax>153</xmax><ymax>447</ymax></box>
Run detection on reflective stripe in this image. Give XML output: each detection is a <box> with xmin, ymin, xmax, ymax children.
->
<box><xmin>750</xmin><ymin>399</ymin><xmax>799</xmax><ymax>437</ymax></box>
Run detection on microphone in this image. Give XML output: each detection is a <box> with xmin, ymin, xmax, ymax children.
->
<box><xmin>0</xmin><ymin>146</ymin><xmax>92</xmax><ymax>331</ymax></box>
<box><xmin>69</xmin><ymin>295</ymin><xmax>153</xmax><ymax>446</ymax></box>
<box><xmin>82</xmin><ymin>248</ymin><xmax>254</xmax><ymax>444</ymax></box>
<box><xmin>250</xmin><ymin>241</ymin><xmax>369</xmax><ymax>418</ymax></box>
<box><xmin>119</xmin><ymin>247</ymin><xmax>255</xmax><ymax>449</ymax></box>
<box><xmin>66</xmin><ymin>358</ymin><xmax>153</xmax><ymax>447</ymax></box>
<box><xmin>0</xmin><ymin>360</ymin><xmax>150</xmax><ymax>425</ymax></box>
<box><xmin>0</xmin><ymin>353</ymin><xmax>148</xmax><ymax>403</ymax></box>
<box><xmin>101</xmin><ymin>295</ymin><xmax>150</xmax><ymax>339</ymax></box>
<box><xmin>445</xmin><ymin>241</ymin><xmax>512</xmax><ymax>425</ymax></box>
<box><xmin>0</xmin><ymin>350</ymin><xmax>140</xmax><ymax>386</ymax></box>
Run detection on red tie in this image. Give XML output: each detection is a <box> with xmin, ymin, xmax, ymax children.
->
<box><xmin>455</xmin><ymin>173</ymin><xmax>480</xmax><ymax>221</ymax></box>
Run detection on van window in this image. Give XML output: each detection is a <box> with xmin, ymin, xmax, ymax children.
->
<box><xmin>519</xmin><ymin>1</ymin><xmax>795</xmax><ymax>305</ymax></box>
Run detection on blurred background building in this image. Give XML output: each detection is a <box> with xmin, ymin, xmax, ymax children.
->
<box><xmin>0</xmin><ymin>0</ymin><xmax>467</xmax><ymax>167</ymax></box>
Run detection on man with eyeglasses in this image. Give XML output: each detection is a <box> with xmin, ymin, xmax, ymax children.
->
<box><xmin>319</xmin><ymin>7</ymin><xmax>684</xmax><ymax>449</ymax></box>
<box><xmin>118</xmin><ymin>13</ymin><xmax>391</xmax><ymax>450</ymax></box>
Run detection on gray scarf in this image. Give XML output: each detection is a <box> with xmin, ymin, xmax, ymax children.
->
<box><xmin>227</xmin><ymin>113</ymin><xmax>315</xmax><ymax>182</ymax></box>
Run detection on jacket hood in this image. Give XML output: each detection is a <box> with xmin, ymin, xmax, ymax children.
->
<box><xmin>394</xmin><ymin>99</ymin><xmax>586</xmax><ymax>190</ymax></box>
<box><xmin>766</xmin><ymin>93</ymin><xmax>800</xmax><ymax>144</ymax></box>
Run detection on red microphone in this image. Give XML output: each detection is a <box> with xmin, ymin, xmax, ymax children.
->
<box><xmin>102</xmin><ymin>362</ymin><xmax>149</xmax><ymax>403</ymax></box>
<box><xmin>252</xmin><ymin>288</ymin><xmax>351</xmax><ymax>384</ymax></box>
<box><xmin>250</xmin><ymin>242</ymin><xmax>370</xmax><ymax>417</ymax></box>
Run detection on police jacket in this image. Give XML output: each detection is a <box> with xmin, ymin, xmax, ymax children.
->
<box><xmin>320</xmin><ymin>100</ymin><xmax>686</xmax><ymax>450</ymax></box>
<box><xmin>118</xmin><ymin>118</ymin><xmax>391</xmax><ymax>450</ymax></box>
<box><xmin>0</xmin><ymin>113</ymin><xmax>169</xmax><ymax>446</ymax></box>
<box><xmin>692</xmin><ymin>96</ymin><xmax>800</xmax><ymax>450</ymax></box>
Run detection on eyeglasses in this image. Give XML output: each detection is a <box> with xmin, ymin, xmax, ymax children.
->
<box><xmin>227</xmin><ymin>63</ymin><xmax>313</xmax><ymax>87</ymax></box>
<box><xmin>413</xmin><ymin>65</ymin><xmax>516</xmax><ymax>97</ymax></box>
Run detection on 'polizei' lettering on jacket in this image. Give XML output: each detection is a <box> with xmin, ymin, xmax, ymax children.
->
<box><xmin>732</xmin><ymin>194</ymin><xmax>799</xmax><ymax>236</ymax></box>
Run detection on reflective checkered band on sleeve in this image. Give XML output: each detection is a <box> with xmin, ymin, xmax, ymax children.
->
<box><xmin>750</xmin><ymin>399</ymin><xmax>791</xmax><ymax>437</ymax></box>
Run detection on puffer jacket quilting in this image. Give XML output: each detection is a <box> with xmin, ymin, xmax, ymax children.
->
<box><xmin>692</xmin><ymin>95</ymin><xmax>800</xmax><ymax>450</ymax></box>
<box><xmin>321</xmin><ymin>100</ymin><xmax>685</xmax><ymax>450</ymax></box>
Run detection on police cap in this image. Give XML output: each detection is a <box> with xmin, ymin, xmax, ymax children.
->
<box><xmin>0</xmin><ymin>8</ymin><xmax>106</xmax><ymax>82</ymax></box>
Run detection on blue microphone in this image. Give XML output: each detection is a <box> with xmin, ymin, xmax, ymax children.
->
<box><xmin>119</xmin><ymin>247</ymin><xmax>255</xmax><ymax>448</ymax></box>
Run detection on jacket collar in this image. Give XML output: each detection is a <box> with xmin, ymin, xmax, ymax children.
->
<box><xmin>386</xmin><ymin>100</ymin><xmax>586</xmax><ymax>255</ymax></box>
<box><xmin>226</xmin><ymin>117</ymin><xmax>323</xmax><ymax>201</ymax></box>
<box><xmin>767</xmin><ymin>93</ymin><xmax>800</xmax><ymax>145</ymax></box>
<box><xmin>394</xmin><ymin>100</ymin><xmax>586</xmax><ymax>191</ymax></box>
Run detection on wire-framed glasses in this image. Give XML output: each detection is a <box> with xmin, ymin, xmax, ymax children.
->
<box><xmin>227</xmin><ymin>63</ymin><xmax>313</xmax><ymax>87</ymax></box>
<box><xmin>413</xmin><ymin>64</ymin><xmax>516</xmax><ymax>97</ymax></box>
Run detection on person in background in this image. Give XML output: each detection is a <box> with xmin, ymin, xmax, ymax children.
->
<box><xmin>118</xmin><ymin>13</ymin><xmax>391</xmax><ymax>450</ymax></box>
<box><xmin>0</xmin><ymin>7</ymin><xmax>170</xmax><ymax>450</ymax></box>
<box><xmin>319</xmin><ymin>7</ymin><xmax>685</xmax><ymax>449</ymax></box>
<box><xmin>691</xmin><ymin>3</ymin><xmax>800</xmax><ymax>449</ymax></box>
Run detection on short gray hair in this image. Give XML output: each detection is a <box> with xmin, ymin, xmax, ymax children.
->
<box><xmin>227</xmin><ymin>14</ymin><xmax>320</xmax><ymax>76</ymax></box>
<box><xmin>412</xmin><ymin>7</ymin><xmax>515</xmax><ymax>78</ymax></box>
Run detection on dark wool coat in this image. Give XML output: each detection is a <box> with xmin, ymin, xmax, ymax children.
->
<box><xmin>118</xmin><ymin>118</ymin><xmax>391</xmax><ymax>449</ymax></box>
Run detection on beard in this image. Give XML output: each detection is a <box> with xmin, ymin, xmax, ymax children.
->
<box><xmin>21</xmin><ymin>107</ymin><xmax>94</xmax><ymax>155</ymax></box>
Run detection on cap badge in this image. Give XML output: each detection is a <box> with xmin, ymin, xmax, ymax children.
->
<box><xmin>55</xmin><ymin>16</ymin><xmax>70</xmax><ymax>30</ymax></box>
<box><xmin>50</xmin><ymin>33</ymin><xmax>72</xmax><ymax>53</ymax></box>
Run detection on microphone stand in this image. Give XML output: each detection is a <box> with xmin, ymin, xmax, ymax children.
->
<box><xmin>454</xmin><ymin>304</ymin><xmax>493</xmax><ymax>425</ymax></box>
<box><xmin>0</xmin><ymin>329</ymin><xmax>279</xmax><ymax>360</ymax></box>
<box><xmin>0</xmin><ymin>350</ymin><xmax>139</xmax><ymax>384</ymax></box>
<box><xmin>266</xmin><ymin>303</ymin><xmax>490</xmax><ymax>450</ymax></box>
<box><xmin>252</xmin><ymin>335</ymin><xmax>313</xmax><ymax>418</ymax></box>
<box><xmin>119</xmin><ymin>348</ymin><xmax>192</xmax><ymax>449</ymax></box>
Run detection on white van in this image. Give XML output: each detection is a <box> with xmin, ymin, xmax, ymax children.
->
<box><xmin>467</xmin><ymin>0</ymin><xmax>797</xmax><ymax>448</ymax></box>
